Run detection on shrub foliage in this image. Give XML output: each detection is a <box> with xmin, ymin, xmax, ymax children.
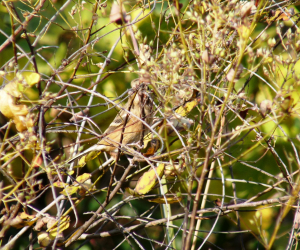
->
<box><xmin>0</xmin><ymin>0</ymin><xmax>300</xmax><ymax>249</ymax></box>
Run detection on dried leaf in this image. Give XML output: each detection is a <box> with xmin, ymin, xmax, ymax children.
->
<box><xmin>76</xmin><ymin>173</ymin><xmax>93</xmax><ymax>196</ymax></box>
<box><xmin>9</xmin><ymin>212</ymin><xmax>35</xmax><ymax>228</ymax></box>
<box><xmin>34</xmin><ymin>217</ymin><xmax>49</xmax><ymax>231</ymax></box>
<box><xmin>3</xmin><ymin>79</ymin><xmax>22</xmax><ymax>98</ymax></box>
<box><xmin>0</xmin><ymin>78</ymin><xmax>35</xmax><ymax>131</ymax></box>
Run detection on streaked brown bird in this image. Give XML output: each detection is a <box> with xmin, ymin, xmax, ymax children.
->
<box><xmin>67</xmin><ymin>78</ymin><xmax>153</xmax><ymax>165</ymax></box>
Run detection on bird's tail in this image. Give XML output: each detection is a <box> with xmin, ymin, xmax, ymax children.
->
<box><xmin>66</xmin><ymin>144</ymin><xmax>105</xmax><ymax>166</ymax></box>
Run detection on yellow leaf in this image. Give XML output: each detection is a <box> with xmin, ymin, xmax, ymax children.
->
<box><xmin>0</xmin><ymin>90</ymin><xmax>28</xmax><ymax>119</ymax></box>
<box><xmin>77</xmin><ymin>150</ymin><xmax>102</xmax><ymax>167</ymax></box>
<box><xmin>135</xmin><ymin>163</ymin><xmax>165</xmax><ymax>195</ymax></box>
<box><xmin>48</xmin><ymin>216</ymin><xmax>70</xmax><ymax>238</ymax></box>
<box><xmin>76</xmin><ymin>173</ymin><xmax>91</xmax><ymax>183</ymax></box>
<box><xmin>9</xmin><ymin>212</ymin><xmax>35</xmax><ymax>228</ymax></box>
<box><xmin>60</xmin><ymin>185</ymin><xmax>79</xmax><ymax>196</ymax></box>
<box><xmin>175</xmin><ymin>97</ymin><xmax>200</xmax><ymax>117</ymax></box>
<box><xmin>22</xmin><ymin>72</ymin><xmax>41</xmax><ymax>86</ymax></box>
<box><xmin>13</xmin><ymin>115</ymin><xmax>28</xmax><ymax>132</ymax></box>
<box><xmin>19</xmin><ymin>212</ymin><xmax>35</xmax><ymax>220</ymax></box>
<box><xmin>76</xmin><ymin>173</ymin><xmax>93</xmax><ymax>196</ymax></box>
<box><xmin>53</xmin><ymin>181</ymin><xmax>68</xmax><ymax>188</ymax></box>
<box><xmin>237</xmin><ymin>25</ymin><xmax>250</xmax><ymax>41</ymax></box>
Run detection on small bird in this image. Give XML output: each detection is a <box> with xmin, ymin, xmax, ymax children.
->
<box><xmin>67</xmin><ymin>78</ymin><xmax>153</xmax><ymax>165</ymax></box>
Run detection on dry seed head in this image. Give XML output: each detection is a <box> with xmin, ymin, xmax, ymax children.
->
<box><xmin>220</xmin><ymin>49</ymin><xmax>226</xmax><ymax>57</ymax></box>
<box><xmin>202</xmin><ymin>50</ymin><xmax>216</xmax><ymax>65</ymax></box>
<box><xmin>226</xmin><ymin>64</ymin><xmax>243</xmax><ymax>82</ymax></box>
<box><xmin>206</xmin><ymin>15</ymin><xmax>212</xmax><ymax>24</ymax></box>
<box><xmin>295</xmin><ymin>209</ymin><xmax>300</xmax><ymax>229</ymax></box>
<box><xmin>92</xmin><ymin>13</ymin><xmax>98</xmax><ymax>21</ymax></box>
<box><xmin>256</xmin><ymin>48</ymin><xmax>263</xmax><ymax>57</ymax></box>
<box><xmin>268</xmin><ymin>38</ymin><xmax>276</xmax><ymax>47</ymax></box>
<box><xmin>132</xmin><ymin>25</ymin><xmax>138</xmax><ymax>33</ymax></box>
<box><xmin>135</xmin><ymin>30</ymin><xmax>142</xmax><ymax>41</ymax></box>
<box><xmin>70</xmin><ymin>5</ymin><xmax>77</xmax><ymax>15</ymax></box>
<box><xmin>240</xmin><ymin>1</ymin><xmax>255</xmax><ymax>17</ymax></box>
<box><xmin>263</xmin><ymin>66</ymin><xmax>269</xmax><ymax>77</ymax></box>
<box><xmin>260</xmin><ymin>100</ymin><xmax>272</xmax><ymax>117</ymax></box>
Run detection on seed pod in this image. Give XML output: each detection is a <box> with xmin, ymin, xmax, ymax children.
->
<box><xmin>226</xmin><ymin>64</ymin><xmax>243</xmax><ymax>82</ymax></box>
<box><xmin>260</xmin><ymin>99</ymin><xmax>272</xmax><ymax>117</ymax></box>
<box><xmin>202</xmin><ymin>50</ymin><xmax>216</xmax><ymax>65</ymax></box>
<box><xmin>110</xmin><ymin>2</ymin><xmax>127</xmax><ymax>25</ymax></box>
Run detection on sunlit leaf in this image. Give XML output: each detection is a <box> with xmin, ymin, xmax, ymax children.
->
<box><xmin>23</xmin><ymin>72</ymin><xmax>41</xmax><ymax>87</ymax></box>
<box><xmin>76</xmin><ymin>173</ymin><xmax>91</xmax><ymax>183</ymax></box>
<box><xmin>135</xmin><ymin>163</ymin><xmax>165</xmax><ymax>195</ymax></box>
<box><xmin>48</xmin><ymin>216</ymin><xmax>70</xmax><ymax>238</ymax></box>
<box><xmin>53</xmin><ymin>181</ymin><xmax>67</xmax><ymax>188</ymax></box>
<box><xmin>60</xmin><ymin>185</ymin><xmax>80</xmax><ymax>196</ymax></box>
<box><xmin>175</xmin><ymin>96</ymin><xmax>200</xmax><ymax>117</ymax></box>
<box><xmin>19</xmin><ymin>212</ymin><xmax>35</xmax><ymax>220</ymax></box>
